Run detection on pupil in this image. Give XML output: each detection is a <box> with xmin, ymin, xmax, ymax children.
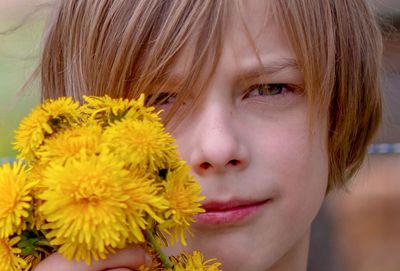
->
<box><xmin>268</xmin><ymin>84</ymin><xmax>282</xmax><ymax>95</ymax></box>
<box><xmin>258</xmin><ymin>84</ymin><xmax>279</xmax><ymax>95</ymax></box>
<box><xmin>155</xmin><ymin>93</ymin><xmax>169</xmax><ymax>104</ymax></box>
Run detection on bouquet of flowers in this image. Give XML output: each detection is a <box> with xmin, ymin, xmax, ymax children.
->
<box><xmin>0</xmin><ymin>95</ymin><xmax>221</xmax><ymax>271</ymax></box>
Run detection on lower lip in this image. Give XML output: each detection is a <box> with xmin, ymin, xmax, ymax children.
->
<box><xmin>194</xmin><ymin>200</ymin><xmax>270</xmax><ymax>226</ymax></box>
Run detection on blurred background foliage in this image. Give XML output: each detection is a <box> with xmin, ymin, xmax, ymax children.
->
<box><xmin>0</xmin><ymin>1</ymin><xmax>50</xmax><ymax>159</ymax></box>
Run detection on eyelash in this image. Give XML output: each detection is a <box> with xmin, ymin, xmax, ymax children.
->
<box><xmin>242</xmin><ymin>83</ymin><xmax>297</xmax><ymax>99</ymax></box>
<box><xmin>148</xmin><ymin>83</ymin><xmax>301</xmax><ymax>106</ymax></box>
<box><xmin>147</xmin><ymin>92</ymin><xmax>177</xmax><ymax>106</ymax></box>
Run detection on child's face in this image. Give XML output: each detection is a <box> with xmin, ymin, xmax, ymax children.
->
<box><xmin>162</xmin><ymin>1</ymin><xmax>329</xmax><ymax>270</ymax></box>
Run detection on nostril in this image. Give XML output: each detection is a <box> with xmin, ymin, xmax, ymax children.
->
<box><xmin>228</xmin><ymin>159</ymin><xmax>240</xmax><ymax>166</ymax></box>
<box><xmin>200</xmin><ymin>162</ymin><xmax>212</xmax><ymax>170</ymax></box>
<box><xmin>197</xmin><ymin>159</ymin><xmax>243</xmax><ymax>172</ymax></box>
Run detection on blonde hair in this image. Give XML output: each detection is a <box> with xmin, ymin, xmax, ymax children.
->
<box><xmin>39</xmin><ymin>0</ymin><xmax>383</xmax><ymax>189</ymax></box>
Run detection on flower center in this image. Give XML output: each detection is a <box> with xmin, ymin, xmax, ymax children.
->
<box><xmin>170</xmin><ymin>191</ymin><xmax>190</xmax><ymax>210</ymax></box>
<box><xmin>72</xmin><ymin>176</ymin><xmax>109</xmax><ymax>204</ymax></box>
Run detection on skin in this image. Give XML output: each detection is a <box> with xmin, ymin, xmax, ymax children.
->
<box><xmin>35</xmin><ymin>1</ymin><xmax>329</xmax><ymax>270</ymax></box>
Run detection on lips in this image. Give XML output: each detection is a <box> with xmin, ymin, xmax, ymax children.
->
<box><xmin>194</xmin><ymin>199</ymin><xmax>270</xmax><ymax>226</ymax></box>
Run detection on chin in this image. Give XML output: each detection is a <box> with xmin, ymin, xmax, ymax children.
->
<box><xmin>164</xmin><ymin>231</ymin><xmax>276</xmax><ymax>271</ymax></box>
<box><xmin>164</xmin><ymin>223</ymin><xmax>311</xmax><ymax>271</ymax></box>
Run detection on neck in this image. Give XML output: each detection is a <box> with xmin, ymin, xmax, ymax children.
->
<box><xmin>267</xmin><ymin>230</ymin><xmax>311</xmax><ymax>271</ymax></box>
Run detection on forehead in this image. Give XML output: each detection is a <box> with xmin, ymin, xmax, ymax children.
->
<box><xmin>227</xmin><ymin>0</ymin><xmax>292</xmax><ymax>54</ymax></box>
<box><xmin>168</xmin><ymin>0</ymin><xmax>296</xmax><ymax>79</ymax></box>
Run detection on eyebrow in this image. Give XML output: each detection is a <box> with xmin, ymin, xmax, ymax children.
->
<box><xmin>163</xmin><ymin>57</ymin><xmax>300</xmax><ymax>86</ymax></box>
<box><xmin>238</xmin><ymin>58</ymin><xmax>299</xmax><ymax>79</ymax></box>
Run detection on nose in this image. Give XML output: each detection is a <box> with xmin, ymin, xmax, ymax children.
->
<box><xmin>189</xmin><ymin>105</ymin><xmax>250</xmax><ymax>176</ymax></box>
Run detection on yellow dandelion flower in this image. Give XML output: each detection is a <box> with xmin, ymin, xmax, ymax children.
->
<box><xmin>37</xmin><ymin>124</ymin><xmax>103</xmax><ymax>164</ymax></box>
<box><xmin>81</xmin><ymin>95</ymin><xmax>132</xmax><ymax>125</ymax></box>
<box><xmin>160</xmin><ymin>166</ymin><xmax>205</xmax><ymax>246</ymax></box>
<box><xmin>0</xmin><ymin>237</ymin><xmax>28</xmax><ymax>271</ymax></box>
<box><xmin>48</xmin><ymin>236</ymin><xmax>120</xmax><ymax>264</ymax></box>
<box><xmin>14</xmin><ymin>97</ymin><xmax>80</xmax><ymax>161</ymax></box>
<box><xmin>38</xmin><ymin>151</ymin><xmax>162</xmax><ymax>264</ymax></box>
<box><xmin>136</xmin><ymin>246</ymin><xmax>162</xmax><ymax>271</ymax></box>
<box><xmin>168</xmin><ymin>251</ymin><xmax>222</xmax><ymax>271</ymax></box>
<box><xmin>25</xmin><ymin>194</ymin><xmax>46</xmax><ymax>231</ymax></box>
<box><xmin>23</xmin><ymin>255</ymin><xmax>42</xmax><ymax>271</ymax></box>
<box><xmin>123</xmin><ymin>170</ymin><xmax>168</xmax><ymax>243</ymax></box>
<box><xmin>0</xmin><ymin>162</ymin><xmax>35</xmax><ymax>238</ymax></box>
<box><xmin>137</xmin><ymin>266</ymin><xmax>151</xmax><ymax>271</ymax></box>
<box><xmin>25</xmin><ymin>162</ymin><xmax>48</xmax><ymax>230</ymax></box>
<box><xmin>82</xmin><ymin>94</ymin><xmax>160</xmax><ymax>125</ymax></box>
<box><xmin>103</xmin><ymin>119</ymin><xmax>179</xmax><ymax>172</ymax></box>
<box><xmin>83</xmin><ymin>94</ymin><xmax>161</xmax><ymax>124</ymax></box>
<box><xmin>124</xmin><ymin>94</ymin><xmax>161</xmax><ymax>123</ymax></box>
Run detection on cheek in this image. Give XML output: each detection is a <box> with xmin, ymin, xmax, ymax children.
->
<box><xmin>270</xmin><ymin>129</ymin><xmax>327</xmax><ymax>191</ymax></box>
<box><xmin>253</xmin><ymin>118</ymin><xmax>329</xmax><ymax>220</ymax></box>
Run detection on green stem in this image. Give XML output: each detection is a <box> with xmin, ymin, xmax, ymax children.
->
<box><xmin>36</xmin><ymin>239</ymin><xmax>52</xmax><ymax>247</ymax></box>
<box><xmin>144</xmin><ymin>229</ymin><xmax>174</xmax><ymax>269</ymax></box>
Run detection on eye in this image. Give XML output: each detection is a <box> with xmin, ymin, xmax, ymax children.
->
<box><xmin>147</xmin><ymin>92</ymin><xmax>177</xmax><ymax>106</ymax></box>
<box><xmin>244</xmin><ymin>83</ymin><xmax>290</xmax><ymax>99</ymax></box>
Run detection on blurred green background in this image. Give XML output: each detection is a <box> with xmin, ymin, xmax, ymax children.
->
<box><xmin>0</xmin><ymin>7</ymin><xmax>47</xmax><ymax>159</ymax></box>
